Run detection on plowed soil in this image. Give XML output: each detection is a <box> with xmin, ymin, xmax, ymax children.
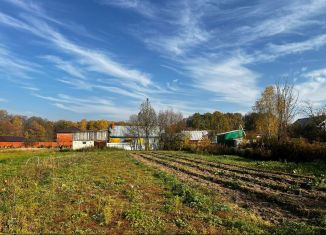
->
<box><xmin>131</xmin><ymin>152</ymin><xmax>326</xmax><ymax>225</ymax></box>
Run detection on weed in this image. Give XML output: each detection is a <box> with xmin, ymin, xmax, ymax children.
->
<box><xmin>174</xmin><ymin>216</ymin><xmax>188</xmax><ymax>228</ymax></box>
<box><xmin>273</xmin><ymin>221</ymin><xmax>322</xmax><ymax>235</ymax></box>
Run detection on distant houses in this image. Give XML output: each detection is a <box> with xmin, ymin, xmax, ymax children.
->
<box><xmin>1</xmin><ymin>123</ymin><xmax>246</xmax><ymax>150</ymax></box>
<box><xmin>182</xmin><ymin>130</ymin><xmax>208</xmax><ymax>144</ymax></box>
<box><xmin>294</xmin><ymin>117</ymin><xmax>326</xmax><ymax>130</ymax></box>
<box><xmin>57</xmin><ymin>127</ymin><xmax>108</xmax><ymax>150</ymax></box>
<box><xmin>213</xmin><ymin>128</ymin><xmax>246</xmax><ymax>146</ymax></box>
<box><xmin>108</xmin><ymin>124</ymin><xmax>160</xmax><ymax>150</ymax></box>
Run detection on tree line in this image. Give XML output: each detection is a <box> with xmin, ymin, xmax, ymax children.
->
<box><xmin>0</xmin><ymin>110</ymin><xmax>126</xmax><ymax>141</ymax></box>
<box><xmin>1</xmin><ymin>81</ymin><xmax>324</xmax><ymax>143</ymax></box>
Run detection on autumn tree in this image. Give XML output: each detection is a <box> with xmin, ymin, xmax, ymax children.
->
<box><xmin>79</xmin><ymin>119</ymin><xmax>87</xmax><ymax>131</ymax></box>
<box><xmin>11</xmin><ymin>116</ymin><xmax>24</xmax><ymax>136</ymax></box>
<box><xmin>253</xmin><ymin>86</ymin><xmax>278</xmax><ymax>138</ymax></box>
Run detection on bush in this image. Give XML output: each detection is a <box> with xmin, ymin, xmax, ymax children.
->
<box><xmin>183</xmin><ymin>141</ymin><xmax>325</xmax><ymax>163</ymax></box>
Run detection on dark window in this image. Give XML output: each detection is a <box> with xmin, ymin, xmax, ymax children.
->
<box><xmin>83</xmin><ymin>142</ymin><xmax>86</xmax><ymax>144</ymax></box>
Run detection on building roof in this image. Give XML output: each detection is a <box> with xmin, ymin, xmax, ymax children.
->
<box><xmin>0</xmin><ymin>136</ymin><xmax>26</xmax><ymax>142</ymax></box>
<box><xmin>294</xmin><ymin>117</ymin><xmax>326</xmax><ymax>127</ymax></box>
<box><xmin>109</xmin><ymin>126</ymin><xmax>160</xmax><ymax>138</ymax></box>
<box><xmin>56</xmin><ymin>127</ymin><xmax>81</xmax><ymax>133</ymax></box>
<box><xmin>294</xmin><ymin>117</ymin><xmax>312</xmax><ymax>127</ymax></box>
<box><xmin>182</xmin><ymin>130</ymin><xmax>208</xmax><ymax>141</ymax></box>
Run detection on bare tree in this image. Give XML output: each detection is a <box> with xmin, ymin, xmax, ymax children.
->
<box><xmin>275</xmin><ymin>81</ymin><xmax>299</xmax><ymax>141</ymax></box>
<box><xmin>127</xmin><ymin>114</ymin><xmax>142</xmax><ymax>150</ymax></box>
<box><xmin>301</xmin><ymin>101</ymin><xmax>326</xmax><ymax>131</ymax></box>
<box><xmin>137</xmin><ymin>98</ymin><xmax>157</xmax><ymax>150</ymax></box>
<box><xmin>158</xmin><ymin>109</ymin><xmax>184</xmax><ymax>149</ymax></box>
<box><xmin>158</xmin><ymin>109</ymin><xmax>183</xmax><ymax>134</ymax></box>
<box><xmin>301</xmin><ymin>101</ymin><xmax>326</xmax><ymax>118</ymax></box>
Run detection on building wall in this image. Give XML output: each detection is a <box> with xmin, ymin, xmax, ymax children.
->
<box><xmin>0</xmin><ymin>142</ymin><xmax>25</xmax><ymax>148</ymax></box>
<box><xmin>72</xmin><ymin>141</ymin><xmax>94</xmax><ymax>150</ymax></box>
<box><xmin>30</xmin><ymin>142</ymin><xmax>58</xmax><ymax>148</ymax></box>
<box><xmin>73</xmin><ymin>130</ymin><xmax>108</xmax><ymax>141</ymax></box>
<box><xmin>107</xmin><ymin>143</ymin><xmax>132</xmax><ymax>150</ymax></box>
<box><xmin>0</xmin><ymin>142</ymin><xmax>59</xmax><ymax>148</ymax></box>
<box><xmin>107</xmin><ymin>137</ymin><xmax>158</xmax><ymax>150</ymax></box>
<box><xmin>57</xmin><ymin>133</ymin><xmax>73</xmax><ymax>143</ymax></box>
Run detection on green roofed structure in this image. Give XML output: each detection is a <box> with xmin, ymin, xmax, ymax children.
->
<box><xmin>214</xmin><ymin>127</ymin><xmax>246</xmax><ymax>146</ymax></box>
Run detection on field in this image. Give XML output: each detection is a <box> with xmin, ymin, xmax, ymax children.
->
<box><xmin>0</xmin><ymin>149</ymin><xmax>325</xmax><ymax>234</ymax></box>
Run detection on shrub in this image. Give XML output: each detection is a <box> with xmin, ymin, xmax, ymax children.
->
<box><xmin>183</xmin><ymin>141</ymin><xmax>325</xmax><ymax>162</ymax></box>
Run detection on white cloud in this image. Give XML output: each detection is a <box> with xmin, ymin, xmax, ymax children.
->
<box><xmin>0</xmin><ymin>44</ymin><xmax>39</xmax><ymax>78</ymax></box>
<box><xmin>100</xmin><ymin>0</ymin><xmax>156</xmax><ymax>18</ymax></box>
<box><xmin>184</xmin><ymin>57</ymin><xmax>260</xmax><ymax>106</ymax></box>
<box><xmin>35</xmin><ymin>93</ymin><xmax>135</xmax><ymax>120</ymax></box>
<box><xmin>296</xmin><ymin>68</ymin><xmax>326</xmax><ymax>106</ymax></box>
<box><xmin>41</xmin><ymin>55</ymin><xmax>86</xmax><ymax>79</ymax></box>
<box><xmin>235</xmin><ymin>0</ymin><xmax>326</xmax><ymax>44</ymax></box>
<box><xmin>0</xmin><ymin>12</ymin><xmax>152</xmax><ymax>86</ymax></box>
<box><xmin>143</xmin><ymin>1</ymin><xmax>210</xmax><ymax>56</ymax></box>
<box><xmin>267</xmin><ymin>34</ymin><xmax>326</xmax><ymax>56</ymax></box>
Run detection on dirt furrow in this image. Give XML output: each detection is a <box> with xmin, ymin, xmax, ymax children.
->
<box><xmin>152</xmin><ymin>153</ymin><xmax>326</xmax><ymax>201</ymax></box>
<box><xmin>131</xmin><ymin>153</ymin><xmax>304</xmax><ymax>224</ymax></box>
<box><xmin>133</xmin><ymin>153</ymin><xmax>325</xmax><ymax>220</ymax></box>
<box><xmin>152</xmin><ymin>152</ymin><xmax>320</xmax><ymax>189</ymax></box>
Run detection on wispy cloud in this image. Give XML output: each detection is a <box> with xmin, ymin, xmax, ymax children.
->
<box><xmin>0</xmin><ymin>98</ymin><xmax>8</xmax><ymax>102</ymax></box>
<box><xmin>0</xmin><ymin>44</ymin><xmax>39</xmax><ymax>78</ymax></box>
<box><xmin>41</xmin><ymin>55</ymin><xmax>86</xmax><ymax>79</ymax></box>
<box><xmin>143</xmin><ymin>1</ymin><xmax>210</xmax><ymax>56</ymax></box>
<box><xmin>234</xmin><ymin>0</ymin><xmax>326</xmax><ymax>44</ymax></box>
<box><xmin>100</xmin><ymin>0</ymin><xmax>156</xmax><ymax>18</ymax></box>
<box><xmin>0</xmin><ymin>11</ymin><xmax>152</xmax><ymax>86</ymax></box>
<box><xmin>296</xmin><ymin>68</ymin><xmax>326</xmax><ymax>106</ymax></box>
<box><xmin>35</xmin><ymin>93</ymin><xmax>135</xmax><ymax>120</ymax></box>
<box><xmin>267</xmin><ymin>34</ymin><xmax>326</xmax><ymax>57</ymax></box>
<box><xmin>184</xmin><ymin>56</ymin><xmax>260</xmax><ymax>106</ymax></box>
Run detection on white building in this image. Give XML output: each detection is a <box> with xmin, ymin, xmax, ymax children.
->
<box><xmin>182</xmin><ymin>130</ymin><xmax>209</xmax><ymax>143</ymax></box>
<box><xmin>72</xmin><ymin>130</ymin><xmax>108</xmax><ymax>150</ymax></box>
<box><xmin>108</xmin><ymin>125</ymin><xmax>160</xmax><ymax>150</ymax></box>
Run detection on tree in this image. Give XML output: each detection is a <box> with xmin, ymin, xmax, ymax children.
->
<box><xmin>291</xmin><ymin>101</ymin><xmax>326</xmax><ymax>141</ymax></box>
<box><xmin>157</xmin><ymin>109</ymin><xmax>184</xmax><ymax>150</ymax></box>
<box><xmin>244</xmin><ymin>112</ymin><xmax>259</xmax><ymax>131</ymax></box>
<box><xmin>127</xmin><ymin>114</ymin><xmax>142</xmax><ymax>150</ymax></box>
<box><xmin>95</xmin><ymin>120</ymin><xmax>110</xmax><ymax>130</ymax></box>
<box><xmin>253</xmin><ymin>86</ymin><xmax>278</xmax><ymax>138</ymax></box>
<box><xmin>11</xmin><ymin>116</ymin><xmax>24</xmax><ymax>136</ymax></box>
<box><xmin>79</xmin><ymin>119</ymin><xmax>87</xmax><ymax>131</ymax></box>
<box><xmin>137</xmin><ymin>98</ymin><xmax>157</xmax><ymax>150</ymax></box>
<box><xmin>275</xmin><ymin>81</ymin><xmax>298</xmax><ymax>141</ymax></box>
<box><xmin>24</xmin><ymin>120</ymin><xmax>47</xmax><ymax>141</ymax></box>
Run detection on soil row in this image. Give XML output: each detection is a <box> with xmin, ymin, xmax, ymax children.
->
<box><xmin>150</xmin><ymin>152</ymin><xmax>326</xmax><ymax>201</ymax></box>
<box><xmin>151</xmin><ymin>152</ymin><xmax>321</xmax><ymax>189</ymax></box>
<box><xmin>132</xmin><ymin>153</ymin><xmax>325</xmax><ymax>221</ymax></box>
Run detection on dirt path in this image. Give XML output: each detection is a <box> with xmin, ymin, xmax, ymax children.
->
<box><xmin>130</xmin><ymin>153</ymin><xmax>326</xmax><ymax>225</ymax></box>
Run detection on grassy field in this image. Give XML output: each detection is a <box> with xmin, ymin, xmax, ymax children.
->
<box><xmin>0</xmin><ymin>149</ymin><xmax>325</xmax><ymax>234</ymax></box>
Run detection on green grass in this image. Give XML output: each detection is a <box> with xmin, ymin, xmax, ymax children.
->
<box><xmin>0</xmin><ymin>149</ymin><xmax>324</xmax><ymax>234</ymax></box>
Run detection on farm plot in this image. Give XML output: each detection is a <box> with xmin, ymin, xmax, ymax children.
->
<box><xmin>131</xmin><ymin>152</ymin><xmax>326</xmax><ymax>226</ymax></box>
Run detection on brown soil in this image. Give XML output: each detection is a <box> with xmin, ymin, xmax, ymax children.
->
<box><xmin>130</xmin><ymin>152</ymin><xmax>326</xmax><ymax>225</ymax></box>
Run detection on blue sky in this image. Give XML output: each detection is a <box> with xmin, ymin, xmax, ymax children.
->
<box><xmin>0</xmin><ymin>0</ymin><xmax>325</xmax><ymax>121</ymax></box>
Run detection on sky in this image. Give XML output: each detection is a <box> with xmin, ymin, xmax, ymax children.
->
<box><xmin>0</xmin><ymin>0</ymin><xmax>325</xmax><ymax>121</ymax></box>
